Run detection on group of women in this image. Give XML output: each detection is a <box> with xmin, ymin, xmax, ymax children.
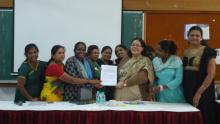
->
<box><xmin>15</xmin><ymin>26</ymin><xmax>217</xmax><ymax>124</ymax></box>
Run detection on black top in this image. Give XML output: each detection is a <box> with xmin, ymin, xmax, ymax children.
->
<box><xmin>182</xmin><ymin>47</ymin><xmax>217</xmax><ymax>124</ymax></box>
<box><xmin>97</xmin><ymin>59</ymin><xmax>113</xmax><ymax>66</ymax></box>
<box><xmin>96</xmin><ymin>58</ymin><xmax>114</xmax><ymax>101</ymax></box>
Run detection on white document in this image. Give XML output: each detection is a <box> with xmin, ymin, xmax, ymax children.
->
<box><xmin>101</xmin><ymin>65</ymin><xmax>117</xmax><ymax>86</ymax></box>
<box><xmin>216</xmin><ymin>49</ymin><xmax>220</xmax><ymax>64</ymax></box>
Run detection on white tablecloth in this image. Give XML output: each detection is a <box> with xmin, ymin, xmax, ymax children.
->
<box><xmin>0</xmin><ymin>101</ymin><xmax>199</xmax><ymax>112</ymax></box>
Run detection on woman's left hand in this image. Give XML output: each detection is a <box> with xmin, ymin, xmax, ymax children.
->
<box><xmin>116</xmin><ymin>81</ymin><xmax>124</xmax><ymax>89</ymax></box>
<box><xmin>149</xmin><ymin>86</ymin><xmax>160</xmax><ymax>94</ymax></box>
<box><xmin>88</xmin><ymin>80</ymin><xmax>101</xmax><ymax>84</ymax></box>
<box><xmin>193</xmin><ymin>91</ymin><xmax>202</xmax><ymax>107</ymax></box>
<box><xmin>95</xmin><ymin>84</ymin><xmax>103</xmax><ymax>89</ymax></box>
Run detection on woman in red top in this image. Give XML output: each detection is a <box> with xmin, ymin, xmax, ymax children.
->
<box><xmin>40</xmin><ymin>45</ymin><xmax>101</xmax><ymax>102</ymax></box>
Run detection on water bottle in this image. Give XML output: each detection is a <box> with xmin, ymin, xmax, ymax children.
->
<box><xmin>103</xmin><ymin>92</ymin><xmax>106</xmax><ymax>103</ymax></box>
<box><xmin>96</xmin><ymin>91</ymin><xmax>101</xmax><ymax>104</ymax></box>
<box><xmin>100</xmin><ymin>91</ymin><xmax>106</xmax><ymax>104</ymax></box>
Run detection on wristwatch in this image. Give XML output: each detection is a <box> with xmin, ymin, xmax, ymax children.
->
<box><xmin>123</xmin><ymin>80</ymin><xmax>127</xmax><ymax>87</ymax></box>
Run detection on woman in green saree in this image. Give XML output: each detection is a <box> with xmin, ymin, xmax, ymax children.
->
<box><xmin>15</xmin><ymin>43</ymin><xmax>47</xmax><ymax>102</ymax></box>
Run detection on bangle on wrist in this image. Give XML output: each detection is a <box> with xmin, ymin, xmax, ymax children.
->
<box><xmin>123</xmin><ymin>80</ymin><xmax>127</xmax><ymax>87</ymax></box>
<box><xmin>159</xmin><ymin>85</ymin><xmax>164</xmax><ymax>91</ymax></box>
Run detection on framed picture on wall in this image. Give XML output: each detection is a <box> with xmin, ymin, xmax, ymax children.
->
<box><xmin>184</xmin><ymin>24</ymin><xmax>210</xmax><ymax>40</ymax></box>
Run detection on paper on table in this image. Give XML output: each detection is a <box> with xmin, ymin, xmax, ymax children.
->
<box><xmin>101</xmin><ymin>65</ymin><xmax>117</xmax><ymax>86</ymax></box>
<box><xmin>216</xmin><ymin>49</ymin><xmax>220</xmax><ymax>64</ymax></box>
<box><xmin>24</xmin><ymin>101</ymin><xmax>47</xmax><ymax>106</ymax></box>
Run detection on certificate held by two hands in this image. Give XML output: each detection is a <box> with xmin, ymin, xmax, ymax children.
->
<box><xmin>100</xmin><ymin>65</ymin><xmax>117</xmax><ymax>86</ymax></box>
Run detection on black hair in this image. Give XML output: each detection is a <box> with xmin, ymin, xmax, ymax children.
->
<box><xmin>130</xmin><ymin>37</ymin><xmax>151</xmax><ymax>58</ymax></box>
<box><xmin>187</xmin><ymin>26</ymin><xmax>203</xmax><ymax>37</ymax></box>
<box><xmin>87</xmin><ymin>45</ymin><xmax>99</xmax><ymax>56</ymax></box>
<box><xmin>101</xmin><ymin>46</ymin><xmax>112</xmax><ymax>54</ymax></box>
<box><xmin>48</xmin><ymin>45</ymin><xmax>65</xmax><ymax>64</ymax></box>
<box><xmin>24</xmin><ymin>43</ymin><xmax>39</xmax><ymax>61</ymax></box>
<box><xmin>24</xmin><ymin>43</ymin><xmax>39</xmax><ymax>57</ymax></box>
<box><xmin>145</xmin><ymin>45</ymin><xmax>156</xmax><ymax>60</ymax></box>
<box><xmin>158</xmin><ymin>40</ymin><xmax>177</xmax><ymax>55</ymax></box>
<box><xmin>187</xmin><ymin>26</ymin><xmax>208</xmax><ymax>46</ymax></box>
<box><xmin>74</xmin><ymin>41</ymin><xmax>86</xmax><ymax>53</ymax></box>
<box><xmin>115</xmin><ymin>44</ymin><xmax>128</xmax><ymax>57</ymax></box>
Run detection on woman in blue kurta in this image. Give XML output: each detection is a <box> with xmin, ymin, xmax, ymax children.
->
<box><xmin>151</xmin><ymin>40</ymin><xmax>185</xmax><ymax>102</ymax></box>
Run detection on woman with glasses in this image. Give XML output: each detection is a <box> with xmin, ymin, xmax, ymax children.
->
<box><xmin>115</xmin><ymin>38</ymin><xmax>154</xmax><ymax>101</ymax></box>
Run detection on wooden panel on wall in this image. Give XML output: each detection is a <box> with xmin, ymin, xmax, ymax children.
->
<box><xmin>124</xmin><ymin>0</ymin><xmax>184</xmax><ymax>10</ymax></box>
<box><xmin>0</xmin><ymin>0</ymin><xmax>13</xmax><ymax>8</ymax></box>
<box><xmin>183</xmin><ymin>0</ymin><xmax>220</xmax><ymax>11</ymax></box>
<box><xmin>2</xmin><ymin>0</ymin><xmax>220</xmax><ymax>11</ymax></box>
<box><xmin>145</xmin><ymin>11</ymin><xmax>220</xmax><ymax>81</ymax></box>
<box><xmin>123</xmin><ymin>0</ymin><xmax>220</xmax><ymax>11</ymax></box>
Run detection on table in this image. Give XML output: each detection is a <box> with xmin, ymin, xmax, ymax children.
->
<box><xmin>0</xmin><ymin>101</ymin><xmax>203</xmax><ymax>124</ymax></box>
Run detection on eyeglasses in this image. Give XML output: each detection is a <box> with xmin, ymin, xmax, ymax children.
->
<box><xmin>131</xmin><ymin>44</ymin><xmax>142</xmax><ymax>47</ymax></box>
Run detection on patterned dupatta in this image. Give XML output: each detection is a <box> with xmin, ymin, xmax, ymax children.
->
<box><xmin>74</xmin><ymin>57</ymin><xmax>93</xmax><ymax>80</ymax></box>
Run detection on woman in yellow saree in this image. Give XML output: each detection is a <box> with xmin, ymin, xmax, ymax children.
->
<box><xmin>40</xmin><ymin>45</ymin><xmax>101</xmax><ymax>102</ymax></box>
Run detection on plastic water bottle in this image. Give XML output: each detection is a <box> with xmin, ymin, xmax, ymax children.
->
<box><xmin>103</xmin><ymin>92</ymin><xmax>106</xmax><ymax>103</ymax></box>
<box><xmin>100</xmin><ymin>92</ymin><xmax>106</xmax><ymax>104</ymax></box>
<box><xmin>96</xmin><ymin>91</ymin><xmax>101</xmax><ymax>104</ymax></box>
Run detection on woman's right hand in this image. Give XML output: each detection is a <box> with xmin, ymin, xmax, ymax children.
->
<box><xmin>88</xmin><ymin>80</ymin><xmax>101</xmax><ymax>84</ymax></box>
<box><xmin>95</xmin><ymin>83</ymin><xmax>103</xmax><ymax>88</ymax></box>
<box><xmin>149</xmin><ymin>86</ymin><xmax>160</xmax><ymax>94</ymax></box>
<box><xmin>31</xmin><ymin>97</ymin><xmax>39</xmax><ymax>101</ymax></box>
<box><xmin>116</xmin><ymin>81</ymin><xmax>125</xmax><ymax>89</ymax></box>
